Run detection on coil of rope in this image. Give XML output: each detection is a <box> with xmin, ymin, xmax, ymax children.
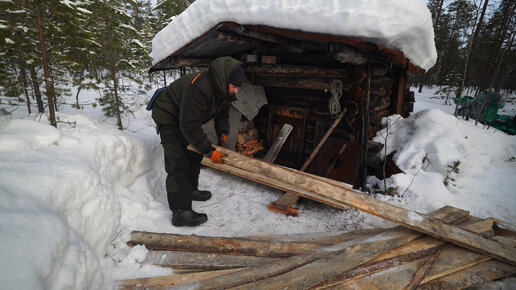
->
<box><xmin>329</xmin><ymin>79</ymin><xmax>343</xmax><ymax>118</ymax></box>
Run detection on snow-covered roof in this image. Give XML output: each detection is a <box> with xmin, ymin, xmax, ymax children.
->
<box><xmin>151</xmin><ymin>0</ymin><xmax>437</xmax><ymax>71</ymax></box>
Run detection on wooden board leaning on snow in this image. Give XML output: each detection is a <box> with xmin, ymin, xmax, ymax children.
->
<box><xmin>193</xmin><ymin>145</ymin><xmax>516</xmax><ymax>266</ymax></box>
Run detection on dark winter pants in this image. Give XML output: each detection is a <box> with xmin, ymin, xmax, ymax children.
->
<box><xmin>158</xmin><ymin>127</ymin><xmax>203</xmax><ymax>211</ymax></box>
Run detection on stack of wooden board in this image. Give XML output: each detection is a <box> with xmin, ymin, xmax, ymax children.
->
<box><xmin>118</xmin><ymin>206</ymin><xmax>515</xmax><ymax>289</ymax></box>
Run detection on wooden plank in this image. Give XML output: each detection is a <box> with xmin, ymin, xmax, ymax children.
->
<box><xmin>242</xmin><ymin>228</ymin><xmax>388</xmax><ymax>244</ymax></box>
<box><xmin>291</xmin><ymin>166</ymin><xmax>354</xmax><ymax>190</ymax></box>
<box><xmin>266</xmin><ymin>106</ymin><xmax>308</xmax><ymax>168</ymax></box>
<box><xmin>201</xmin><ymin>161</ymin><xmax>347</xmax><ymax>209</ymax></box>
<box><xmin>116</xmin><ymin>268</ymin><xmax>242</xmax><ymax>290</ymax></box>
<box><xmin>144</xmin><ymin>250</ymin><xmax>279</xmax><ymax>270</ymax></box>
<box><xmin>198</xmin><ymin>146</ymin><xmax>516</xmax><ymax>265</ymax></box>
<box><xmin>327</xmin><ymin>257</ymin><xmax>427</xmax><ymax>290</ymax></box>
<box><xmin>493</xmin><ymin>235</ymin><xmax>516</xmax><ymax>248</ymax></box>
<box><xmin>176</xmin><ymin>207</ymin><xmax>467</xmax><ymax>289</ymax></box>
<box><xmin>263</xmin><ymin>123</ymin><xmax>293</xmax><ymax>162</ymax></box>
<box><xmin>420</xmin><ymin>245</ymin><xmax>491</xmax><ymax>284</ymax></box>
<box><xmin>463</xmin><ymin>218</ymin><xmax>496</xmax><ymax>238</ymax></box>
<box><xmin>324</xmin><ymin>250</ymin><xmax>505</xmax><ymax>290</ymax></box>
<box><xmin>237</xmin><ymin>229</ymin><xmax>425</xmax><ymax>289</ymax></box>
<box><xmin>137</xmin><ymin>230</ymin><xmax>390</xmax><ymax>269</ymax></box>
<box><xmin>268</xmin><ymin>200</ymin><xmax>299</xmax><ymax>216</ymax></box>
<box><xmin>493</xmin><ymin>221</ymin><xmax>516</xmax><ymax>237</ymax></box>
<box><xmin>127</xmin><ymin>232</ymin><xmax>327</xmax><ymax>258</ymax></box>
<box><xmin>370</xmin><ymin>217</ymin><xmax>497</xmax><ymax>263</ymax></box>
<box><xmin>315</xmin><ymin>241</ymin><xmax>443</xmax><ymax>288</ymax></box>
<box><xmin>177</xmin><ymin>235</ymin><xmax>375</xmax><ymax>289</ymax></box>
<box><xmin>406</xmin><ymin>248</ymin><xmax>442</xmax><ymax>290</ymax></box>
<box><xmin>199</xmin><ymin>148</ymin><xmax>353</xmax><ymax>192</ymax></box>
<box><xmin>235</xmin><ymin>209</ymin><xmax>469</xmax><ymax>289</ymax></box>
<box><xmin>315</xmin><ymin>219</ymin><xmax>510</xmax><ymax>289</ymax></box>
<box><xmin>419</xmin><ymin>260</ymin><xmax>516</xmax><ymax>289</ymax></box>
<box><xmin>271</xmin><ymin>192</ymin><xmax>301</xmax><ymax>211</ymax></box>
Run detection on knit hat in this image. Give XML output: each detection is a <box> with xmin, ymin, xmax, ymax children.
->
<box><xmin>229</xmin><ymin>65</ymin><xmax>245</xmax><ymax>87</ymax></box>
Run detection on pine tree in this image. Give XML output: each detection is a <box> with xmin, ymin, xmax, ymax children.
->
<box><xmin>1</xmin><ymin>0</ymin><xmax>98</xmax><ymax>123</ymax></box>
<box><xmin>420</xmin><ymin>0</ymin><xmax>449</xmax><ymax>90</ymax></box>
<box><xmin>453</xmin><ymin>0</ymin><xmax>490</xmax><ymax>116</ymax></box>
<box><xmin>471</xmin><ymin>0</ymin><xmax>515</xmax><ymax>93</ymax></box>
<box><xmin>0</xmin><ymin>0</ymin><xmax>37</xmax><ymax>115</ymax></box>
<box><xmin>154</xmin><ymin>0</ymin><xmax>195</xmax><ymax>30</ymax></box>
<box><xmin>440</xmin><ymin>0</ymin><xmax>476</xmax><ymax>87</ymax></box>
<box><xmin>94</xmin><ymin>0</ymin><xmax>154</xmax><ymax>130</ymax></box>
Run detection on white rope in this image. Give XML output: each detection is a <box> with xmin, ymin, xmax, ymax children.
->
<box><xmin>329</xmin><ymin>79</ymin><xmax>343</xmax><ymax>118</ymax></box>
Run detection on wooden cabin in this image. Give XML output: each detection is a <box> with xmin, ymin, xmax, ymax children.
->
<box><xmin>149</xmin><ymin>22</ymin><xmax>424</xmax><ymax>188</ymax></box>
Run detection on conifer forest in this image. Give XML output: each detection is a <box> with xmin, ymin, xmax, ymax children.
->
<box><xmin>0</xmin><ymin>0</ymin><xmax>514</xmax><ymax>129</ymax></box>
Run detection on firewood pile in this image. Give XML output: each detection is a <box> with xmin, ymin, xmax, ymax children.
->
<box><xmin>235</xmin><ymin>120</ymin><xmax>264</xmax><ymax>157</ymax></box>
<box><xmin>118</xmin><ymin>206</ymin><xmax>515</xmax><ymax>289</ymax></box>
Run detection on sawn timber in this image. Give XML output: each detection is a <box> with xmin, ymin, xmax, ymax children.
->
<box><xmin>191</xmin><ymin>145</ymin><xmax>516</xmax><ymax>265</ymax></box>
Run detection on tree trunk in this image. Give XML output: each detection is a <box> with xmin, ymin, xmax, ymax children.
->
<box><xmin>481</xmin><ymin>2</ymin><xmax>514</xmax><ymax>91</ymax></box>
<box><xmin>475</xmin><ymin>32</ymin><xmax>513</xmax><ymax>126</ymax></box>
<box><xmin>104</xmin><ymin>0</ymin><xmax>123</xmax><ymax>130</ymax></box>
<box><xmin>455</xmin><ymin>0</ymin><xmax>490</xmax><ymax>117</ymax></box>
<box><xmin>14</xmin><ymin>0</ymin><xmax>31</xmax><ymax>114</ymax></box>
<box><xmin>434</xmin><ymin>0</ymin><xmax>445</xmax><ymax>30</ymax></box>
<box><xmin>30</xmin><ymin>66</ymin><xmax>45</xmax><ymax>113</ymax></box>
<box><xmin>438</xmin><ymin>16</ymin><xmax>459</xmax><ymax>84</ymax></box>
<box><xmin>465</xmin><ymin>0</ymin><xmax>489</xmax><ymax>84</ymax></box>
<box><xmin>35</xmin><ymin>4</ymin><xmax>56</xmax><ymax>127</ymax></box>
<box><xmin>17</xmin><ymin>60</ymin><xmax>31</xmax><ymax>114</ymax></box>
<box><xmin>428</xmin><ymin>0</ymin><xmax>445</xmax><ymax>90</ymax></box>
<box><xmin>75</xmin><ymin>86</ymin><xmax>82</xmax><ymax>108</ymax></box>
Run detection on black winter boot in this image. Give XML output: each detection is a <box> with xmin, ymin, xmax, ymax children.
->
<box><xmin>191</xmin><ymin>189</ymin><xmax>212</xmax><ymax>201</ymax></box>
<box><xmin>171</xmin><ymin>208</ymin><xmax>208</xmax><ymax>227</ymax></box>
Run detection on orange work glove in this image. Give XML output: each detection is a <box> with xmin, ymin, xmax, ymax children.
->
<box><xmin>218</xmin><ymin>134</ymin><xmax>228</xmax><ymax>147</ymax></box>
<box><xmin>209</xmin><ymin>149</ymin><xmax>227</xmax><ymax>164</ymax></box>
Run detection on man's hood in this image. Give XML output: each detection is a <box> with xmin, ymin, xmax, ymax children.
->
<box><xmin>209</xmin><ymin>56</ymin><xmax>243</xmax><ymax>100</ymax></box>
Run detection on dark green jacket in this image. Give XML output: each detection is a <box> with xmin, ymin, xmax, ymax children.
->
<box><xmin>152</xmin><ymin>56</ymin><xmax>243</xmax><ymax>154</ymax></box>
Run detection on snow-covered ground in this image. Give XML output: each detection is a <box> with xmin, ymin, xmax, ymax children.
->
<box><xmin>1</xmin><ymin>84</ymin><xmax>515</xmax><ymax>289</ymax></box>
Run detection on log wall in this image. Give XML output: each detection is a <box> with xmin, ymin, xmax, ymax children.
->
<box><xmin>248</xmin><ymin>63</ymin><xmax>410</xmax><ymax>173</ymax></box>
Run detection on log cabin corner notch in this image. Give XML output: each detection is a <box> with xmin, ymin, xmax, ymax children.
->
<box><xmin>149</xmin><ymin>21</ymin><xmax>426</xmax><ymax>188</ymax></box>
